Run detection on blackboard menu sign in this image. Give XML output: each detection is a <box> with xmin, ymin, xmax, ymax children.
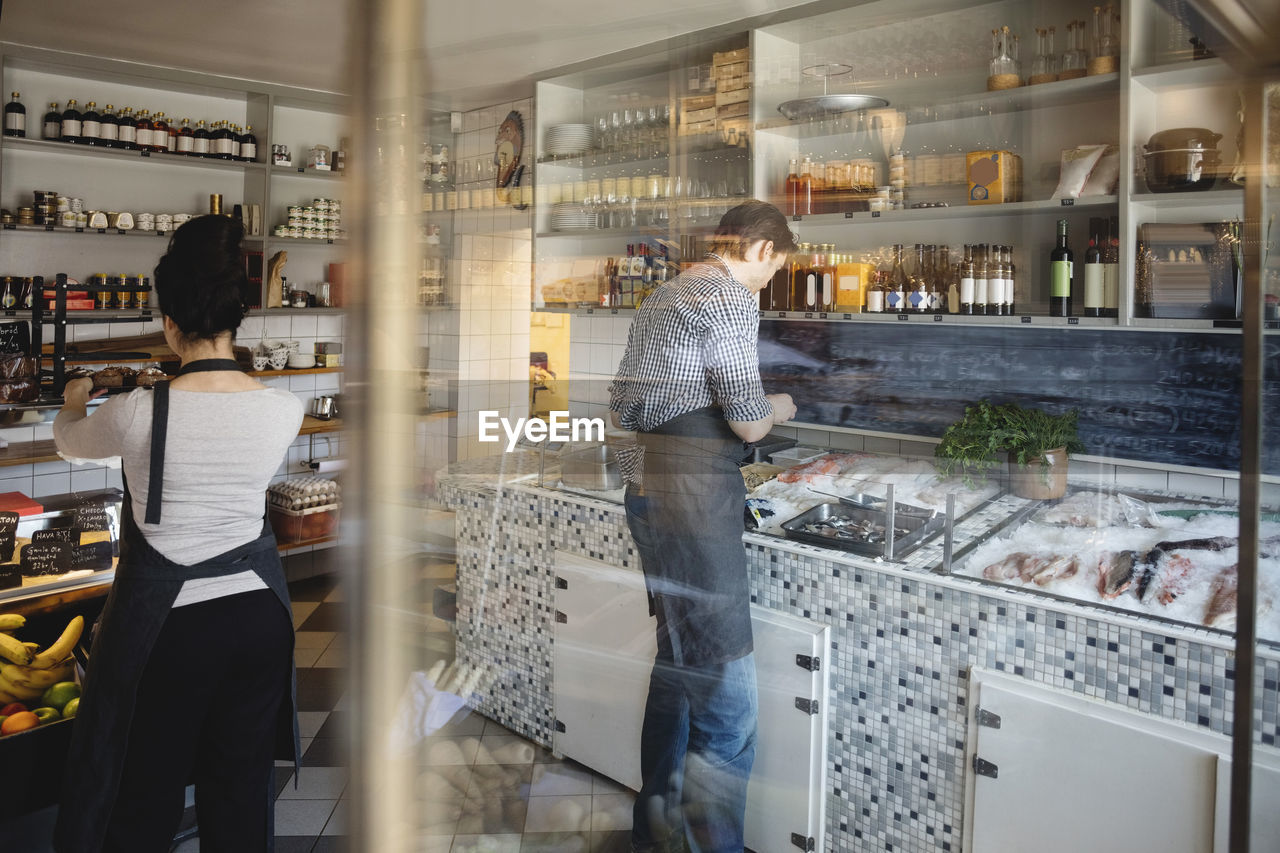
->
<box><xmin>21</xmin><ymin>542</ymin><xmax>71</xmax><ymax>576</ymax></box>
<box><xmin>758</xmin><ymin>322</ymin><xmax>1280</xmax><ymax>474</ymax></box>
<box><xmin>0</xmin><ymin>511</ymin><xmax>17</xmax><ymax>563</ymax></box>
<box><xmin>0</xmin><ymin>322</ymin><xmax>29</xmax><ymax>355</ymax></box>
<box><xmin>73</xmin><ymin>501</ymin><xmax>112</xmax><ymax>532</ymax></box>
<box><xmin>70</xmin><ymin>540</ymin><xmax>113</xmax><ymax>572</ymax></box>
<box><xmin>32</xmin><ymin>527</ymin><xmax>77</xmax><ymax>544</ymax></box>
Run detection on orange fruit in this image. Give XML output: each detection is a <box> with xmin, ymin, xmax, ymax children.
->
<box><xmin>1</xmin><ymin>710</ymin><xmax>38</xmax><ymax>734</ymax></box>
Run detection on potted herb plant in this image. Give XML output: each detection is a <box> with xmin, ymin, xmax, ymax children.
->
<box><xmin>933</xmin><ymin>399</ymin><xmax>1086</xmax><ymax>499</ymax></box>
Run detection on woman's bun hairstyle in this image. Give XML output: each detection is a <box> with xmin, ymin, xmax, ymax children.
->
<box><xmin>154</xmin><ymin>215</ymin><xmax>249</xmax><ymax>340</ymax></box>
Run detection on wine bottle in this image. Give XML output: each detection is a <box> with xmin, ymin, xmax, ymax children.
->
<box><xmin>117</xmin><ymin>108</ymin><xmax>137</xmax><ymax>149</ymax></box>
<box><xmin>908</xmin><ymin>243</ymin><xmax>928</xmax><ymax>312</ymax></box>
<box><xmin>4</xmin><ymin>92</ymin><xmax>26</xmax><ymax>138</ymax></box>
<box><xmin>959</xmin><ymin>244</ymin><xmax>975</xmax><ymax>315</ymax></box>
<box><xmin>193</xmin><ymin>119</ymin><xmax>211</xmax><ymax>157</ymax></box>
<box><xmin>177</xmin><ymin>118</ymin><xmax>194</xmax><ymax>155</ymax></box>
<box><xmin>973</xmin><ymin>243</ymin><xmax>989</xmax><ymax>315</ymax></box>
<box><xmin>135</xmin><ymin>109</ymin><xmax>154</xmax><ymax>151</ymax></box>
<box><xmin>1049</xmin><ymin>219</ymin><xmax>1073</xmax><ymax>316</ymax></box>
<box><xmin>151</xmin><ymin>112</ymin><xmax>172</xmax><ymax>152</ymax></box>
<box><xmin>887</xmin><ymin>243</ymin><xmax>909</xmax><ymax>313</ymax></box>
<box><xmin>42</xmin><ymin>102</ymin><xmax>61</xmax><ymax>140</ymax></box>
<box><xmin>60</xmin><ymin>99</ymin><xmax>82</xmax><ymax>143</ymax></box>
<box><xmin>99</xmin><ymin>104</ymin><xmax>120</xmax><ymax>147</ymax></box>
<box><xmin>80</xmin><ymin>101</ymin><xmax>101</xmax><ymax>145</ymax></box>
<box><xmin>1103</xmin><ymin>215</ymin><xmax>1120</xmax><ymax>318</ymax></box>
<box><xmin>784</xmin><ymin>157</ymin><xmax>801</xmax><ymax>217</ymax></box>
<box><xmin>1083</xmin><ymin>218</ymin><xmax>1104</xmax><ymax>318</ymax></box>
<box><xmin>239</xmin><ymin>124</ymin><xmax>257</xmax><ymax>162</ymax></box>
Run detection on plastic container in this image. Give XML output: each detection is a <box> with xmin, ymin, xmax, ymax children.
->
<box><xmin>768</xmin><ymin>446</ymin><xmax>826</xmax><ymax>467</ymax></box>
<box><xmin>268</xmin><ymin>502</ymin><xmax>340</xmax><ymax>544</ymax></box>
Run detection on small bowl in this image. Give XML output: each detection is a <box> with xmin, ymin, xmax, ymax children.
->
<box><xmin>287</xmin><ymin>353</ymin><xmax>315</xmax><ymax>369</ymax></box>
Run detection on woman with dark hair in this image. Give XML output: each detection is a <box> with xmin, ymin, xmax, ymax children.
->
<box><xmin>52</xmin><ymin>214</ymin><xmax>304</xmax><ymax>852</ymax></box>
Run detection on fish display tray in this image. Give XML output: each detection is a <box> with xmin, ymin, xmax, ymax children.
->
<box><xmin>781</xmin><ymin>502</ymin><xmax>945</xmax><ymax>560</ymax></box>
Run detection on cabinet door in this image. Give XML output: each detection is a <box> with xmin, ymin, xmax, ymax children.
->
<box><xmin>551</xmin><ymin>551</ymin><xmax>830</xmax><ymax>853</ymax></box>
<box><xmin>966</xmin><ymin>670</ymin><xmax>1222</xmax><ymax>853</ymax></box>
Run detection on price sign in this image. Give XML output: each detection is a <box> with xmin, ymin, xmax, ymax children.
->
<box><xmin>844</xmin><ymin>212</ymin><xmax>854</xmax><ymax>219</ymax></box>
<box><xmin>1068</xmin><ymin>317</ymin><xmax>1080</xmax><ymax>325</ymax></box>
<box><xmin>74</xmin><ymin>500</ymin><xmax>112</xmax><ymax>532</ymax></box>
<box><xmin>1021</xmin><ymin>316</ymin><xmax>1032</xmax><ymax>324</ymax></box>
<box><xmin>897</xmin><ymin>313</ymin><xmax>909</xmax><ymax>321</ymax></box>
<box><xmin>871</xmin><ymin>211</ymin><xmax>881</xmax><ymax>218</ymax></box>
<box><xmin>0</xmin><ymin>511</ymin><xmax>17</xmax><ymax>563</ymax></box>
<box><xmin>33</xmin><ymin>527</ymin><xmax>77</xmax><ymax>544</ymax></box>
<box><xmin>70</xmin><ymin>540</ymin><xmax>113</xmax><ymax>572</ymax></box>
<box><xmin>20</xmin><ymin>542</ymin><xmax>71</xmax><ymax>576</ymax></box>
<box><xmin>1060</xmin><ymin>198</ymin><xmax>1075</xmax><ymax>206</ymax></box>
<box><xmin>934</xmin><ymin>314</ymin><xmax>944</xmax><ymax>322</ymax></box>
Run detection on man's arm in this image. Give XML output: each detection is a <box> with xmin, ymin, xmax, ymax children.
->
<box><xmin>728</xmin><ymin>393</ymin><xmax>796</xmax><ymax>443</ymax></box>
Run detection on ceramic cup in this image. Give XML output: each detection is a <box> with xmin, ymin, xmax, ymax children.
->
<box><xmin>284</xmin><ymin>340</ymin><xmax>300</xmax><ymax>353</ymax></box>
<box><xmin>268</xmin><ymin>345</ymin><xmax>290</xmax><ymax>370</ymax></box>
<box><xmin>252</xmin><ymin>353</ymin><xmax>270</xmax><ymax>371</ymax></box>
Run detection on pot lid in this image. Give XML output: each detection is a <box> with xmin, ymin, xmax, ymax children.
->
<box><xmin>1146</xmin><ymin>127</ymin><xmax>1224</xmax><ymax>150</ymax></box>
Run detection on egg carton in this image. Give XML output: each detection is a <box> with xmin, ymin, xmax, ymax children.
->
<box><xmin>268</xmin><ymin>476</ymin><xmax>340</xmax><ymax>511</ymax></box>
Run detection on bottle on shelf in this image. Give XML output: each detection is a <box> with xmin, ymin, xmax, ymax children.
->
<box><xmin>1003</xmin><ymin>244</ymin><xmax>1018</xmax><ymax>315</ymax></box>
<box><xmin>987</xmin><ymin>244</ymin><xmax>1005</xmax><ymax>316</ymax></box>
<box><xmin>333</xmin><ymin>137</ymin><xmax>348</xmax><ymax>173</ymax></box>
<box><xmin>925</xmin><ymin>244</ymin><xmax>944</xmax><ymax>312</ymax></box>
<box><xmin>117</xmin><ymin>107</ymin><xmax>137</xmax><ymax>149</ymax></box>
<box><xmin>784</xmin><ymin>158</ymin><xmax>801</xmax><ymax>217</ymax></box>
<box><xmin>1083</xmin><ymin>218</ymin><xmax>1104</xmax><ymax>318</ymax></box>
<box><xmin>134</xmin><ymin>109</ymin><xmax>154</xmax><ymax>151</ymax></box>
<box><xmin>60</xmin><ymin>99</ymin><xmax>83</xmax><ymax>143</ymax></box>
<box><xmin>866</xmin><ymin>267</ymin><xmax>888</xmax><ymax>314</ymax></box>
<box><xmin>908</xmin><ymin>243</ymin><xmax>928</xmax><ymax>312</ymax></box>
<box><xmin>4</xmin><ymin>92</ymin><xmax>26</xmax><ymax>138</ymax></box>
<box><xmin>973</xmin><ymin>243</ymin><xmax>989</xmax><ymax>315</ymax></box>
<box><xmin>836</xmin><ymin>253</ymin><xmax>866</xmax><ymax>313</ymax></box>
<box><xmin>176</xmin><ymin>118</ymin><xmax>194</xmax><ymax>154</ymax></box>
<box><xmin>216</xmin><ymin>121</ymin><xmax>235</xmax><ymax>160</ymax></box>
<box><xmin>1049</xmin><ymin>218</ymin><xmax>1074</xmax><ymax>316</ymax></box>
<box><xmin>42</xmin><ymin>101</ymin><xmax>60</xmax><ymax>140</ymax></box>
<box><xmin>789</xmin><ymin>242</ymin><xmax>811</xmax><ymax>311</ymax></box>
<box><xmin>819</xmin><ymin>244</ymin><xmax>836</xmax><ymax>311</ymax></box>
<box><xmin>797</xmin><ymin>156</ymin><xmax>814</xmax><ymax>216</ymax></box>
<box><xmin>193</xmin><ymin>119</ymin><xmax>211</xmax><ymax>157</ymax></box>
<box><xmin>958</xmin><ymin>244</ymin><xmax>975</xmax><ymax>315</ymax></box>
<box><xmin>1103</xmin><ymin>215</ymin><xmax>1120</xmax><ymax>317</ymax></box>
<box><xmin>99</xmin><ymin>104</ymin><xmax>120</xmax><ymax>147</ymax></box>
<box><xmin>80</xmin><ymin>101</ymin><xmax>102</xmax><ymax>145</ymax></box>
<box><xmin>239</xmin><ymin>124</ymin><xmax>257</xmax><ymax>162</ymax></box>
<box><xmin>153</xmin><ymin>112</ymin><xmax>174</xmax><ymax>152</ymax></box>
<box><xmin>887</xmin><ymin>243</ymin><xmax>909</xmax><ymax>313</ymax></box>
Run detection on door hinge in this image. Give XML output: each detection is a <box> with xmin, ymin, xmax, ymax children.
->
<box><xmin>555</xmin><ymin>610</ymin><xmax>568</xmax><ymax>624</ymax></box>
<box><xmin>973</xmin><ymin>755</ymin><xmax>998</xmax><ymax>779</ymax></box>
<box><xmin>794</xmin><ymin>697</ymin><xmax>819</xmax><ymax>716</ymax></box>
<box><xmin>554</xmin><ymin>719</ymin><xmax>566</xmax><ymax>733</ymax></box>
<box><xmin>555</xmin><ymin>576</ymin><xmax>568</xmax><ymax>590</ymax></box>
<box><xmin>976</xmin><ymin>707</ymin><xmax>1002</xmax><ymax>729</ymax></box>
<box><xmin>790</xmin><ymin>832</ymin><xmax>815</xmax><ymax>850</ymax></box>
<box><xmin>795</xmin><ymin>654</ymin><xmax>820</xmax><ymax>672</ymax></box>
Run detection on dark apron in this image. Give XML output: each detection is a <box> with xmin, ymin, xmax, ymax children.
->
<box><xmin>639</xmin><ymin>406</ymin><xmax>753</xmax><ymax>667</ymax></box>
<box><xmin>55</xmin><ymin>359</ymin><xmax>300</xmax><ymax>853</ymax></box>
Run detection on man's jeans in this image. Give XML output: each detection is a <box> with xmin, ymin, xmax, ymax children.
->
<box><xmin>625</xmin><ymin>487</ymin><xmax>758</xmax><ymax>853</ymax></box>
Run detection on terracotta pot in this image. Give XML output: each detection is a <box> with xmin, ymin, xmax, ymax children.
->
<box><xmin>1009</xmin><ymin>446</ymin><xmax>1069</xmax><ymax>500</ymax></box>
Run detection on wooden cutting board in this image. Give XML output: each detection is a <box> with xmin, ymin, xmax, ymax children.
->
<box><xmin>42</xmin><ymin>331</ymin><xmax>252</xmax><ymax>367</ymax></box>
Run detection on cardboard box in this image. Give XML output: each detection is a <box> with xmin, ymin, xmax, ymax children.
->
<box><xmin>966</xmin><ymin>150</ymin><xmax>1023</xmax><ymax>205</ymax></box>
<box><xmin>0</xmin><ymin>492</ymin><xmax>43</xmax><ymax>517</ymax></box>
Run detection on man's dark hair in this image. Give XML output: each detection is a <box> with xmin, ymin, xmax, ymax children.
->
<box><xmin>154</xmin><ymin>215</ymin><xmax>250</xmax><ymax>342</ymax></box>
<box><xmin>706</xmin><ymin>199</ymin><xmax>799</xmax><ymax>261</ymax></box>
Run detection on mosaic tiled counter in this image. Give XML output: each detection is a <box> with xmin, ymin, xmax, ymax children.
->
<box><xmin>436</xmin><ymin>473</ymin><xmax>1280</xmax><ymax>853</ymax></box>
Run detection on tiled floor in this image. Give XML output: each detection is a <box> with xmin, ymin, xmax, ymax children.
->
<box><xmin>1</xmin><ymin>557</ymin><xmax>636</xmax><ymax>852</ymax></box>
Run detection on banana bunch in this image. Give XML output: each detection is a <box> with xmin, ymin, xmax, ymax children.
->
<box><xmin>0</xmin><ymin>614</ymin><xmax>82</xmax><ymax>704</ymax></box>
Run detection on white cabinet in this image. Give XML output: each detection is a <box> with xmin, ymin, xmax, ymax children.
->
<box><xmin>551</xmin><ymin>550</ymin><xmax>829</xmax><ymax>853</ymax></box>
<box><xmin>963</xmin><ymin>669</ymin><xmax>1280</xmax><ymax>853</ymax></box>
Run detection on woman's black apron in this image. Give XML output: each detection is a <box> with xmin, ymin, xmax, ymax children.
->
<box><xmin>54</xmin><ymin>359</ymin><xmax>300</xmax><ymax>852</ymax></box>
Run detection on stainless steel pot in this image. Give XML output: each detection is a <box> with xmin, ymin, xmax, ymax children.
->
<box><xmin>310</xmin><ymin>395</ymin><xmax>337</xmax><ymax>419</ymax></box>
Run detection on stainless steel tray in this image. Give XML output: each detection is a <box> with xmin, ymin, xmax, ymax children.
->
<box><xmin>781</xmin><ymin>502</ymin><xmax>945</xmax><ymax>560</ymax></box>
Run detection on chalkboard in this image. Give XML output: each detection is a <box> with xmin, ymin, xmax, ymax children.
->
<box><xmin>0</xmin><ymin>512</ymin><xmax>16</xmax><ymax>563</ymax></box>
<box><xmin>758</xmin><ymin>322</ymin><xmax>1280</xmax><ymax>475</ymax></box>
<box><xmin>20</xmin><ymin>542</ymin><xmax>70</xmax><ymax>576</ymax></box>
<box><xmin>73</xmin><ymin>501</ymin><xmax>112</xmax><ymax>532</ymax></box>
<box><xmin>69</xmin><ymin>540</ymin><xmax>113</xmax><ymax>572</ymax></box>
<box><xmin>0</xmin><ymin>322</ymin><xmax>28</xmax><ymax>355</ymax></box>
<box><xmin>32</xmin><ymin>527</ymin><xmax>77</xmax><ymax>544</ymax></box>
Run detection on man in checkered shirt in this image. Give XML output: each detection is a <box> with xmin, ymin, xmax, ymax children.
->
<box><xmin>609</xmin><ymin>200</ymin><xmax>799</xmax><ymax>853</ymax></box>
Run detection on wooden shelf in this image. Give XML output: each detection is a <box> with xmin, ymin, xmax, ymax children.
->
<box><xmin>249</xmin><ymin>366</ymin><xmax>342</xmax><ymax>377</ymax></box>
<box><xmin>0</xmin><ymin>438</ymin><xmax>61</xmax><ymax>468</ymax></box>
<box><xmin>278</xmin><ymin>535</ymin><xmax>337</xmax><ymax>551</ymax></box>
<box><xmin>299</xmin><ymin>415</ymin><xmax>343</xmax><ymax>435</ymax></box>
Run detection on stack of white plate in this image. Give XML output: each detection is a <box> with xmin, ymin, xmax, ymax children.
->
<box><xmin>550</xmin><ymin>202</ymin><xmax>598</xmax><ymax>231</ymax></box>
<box><xmin>545</xmin><ymin>123</ymin><xmax>594</xmax><ymax>156</ymax></box>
